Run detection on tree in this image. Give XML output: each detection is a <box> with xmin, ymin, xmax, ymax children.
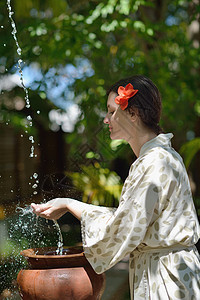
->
<box><xmin>0</xmin><ymin>0</ymin><xmax>200</xmax><ymax>195</ymax></box>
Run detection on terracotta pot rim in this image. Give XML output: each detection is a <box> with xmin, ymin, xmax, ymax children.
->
<box><xmin>20</xmin><ymin>246</ymin><xmax>84</xmax><ymax>259</ymax></box>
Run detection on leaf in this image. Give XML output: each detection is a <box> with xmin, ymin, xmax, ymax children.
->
<box><xmin>180</xmin><ymin>138</ymin><xmax>200</xmax><ymax>169</ymax></box>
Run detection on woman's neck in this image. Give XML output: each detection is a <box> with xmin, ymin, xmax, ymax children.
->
<box><xmin>129</xmin><ymin>130</ymin><xmax>157</xmax><ymax>157</ymax></box>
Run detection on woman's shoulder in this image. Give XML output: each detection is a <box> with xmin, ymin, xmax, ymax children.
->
<box><xmin>132</xmin><ymin>145</ymin><xmax>184</xmax><ymax>174</ymax></box>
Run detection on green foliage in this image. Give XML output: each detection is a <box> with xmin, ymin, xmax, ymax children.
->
<box><xmin>0</xmin><ymin>0</ymin><xmax>200</xmax><ymax>167</ymax></box>
<box><xmin>1</xmin><ymin>0</ymin><xmax>199</xmax><ymax>145</ymax></box>
<box><xmin>1</xmin><ymin>2</ymin><xmax>200</xmax><ymax>296</ymax></box>
<box><xmin>180</xmin><ymin>138</ymin><xmax>200</xmax><ymax>170</ymax></box>
<box><xmin>67</xmin><ymin>162</ymin><xmax>123</xmax><ymax>207</ymax></box>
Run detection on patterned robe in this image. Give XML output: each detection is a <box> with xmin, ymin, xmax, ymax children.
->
<box><xmin>81</xmin><ymin>133</ymin><xmax>200</xmax><ymax>299</ymax></box>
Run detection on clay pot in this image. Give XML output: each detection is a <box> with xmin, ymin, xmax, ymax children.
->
<box><xmin>17</xmin><ymin>246</ymin><xmax>105</xmax><ymax>300</ymax></box>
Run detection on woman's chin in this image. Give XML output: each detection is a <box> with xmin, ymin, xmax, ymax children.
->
<box><xmin>110</xmin><ymin>132</ymin><xmax>115</xmax><ymax>139</ymax></box>
<box><xmin>110</xmin><ymin>133</ymin><xmax>121</xmax><ymax>140</ymax></box>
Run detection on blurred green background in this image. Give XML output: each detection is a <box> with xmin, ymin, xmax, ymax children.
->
<box><xmin>0</xmin><ymin>0</ymin><xmax>200</xmax><ymax>298</ymax></box>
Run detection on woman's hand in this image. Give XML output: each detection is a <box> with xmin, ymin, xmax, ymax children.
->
<box><xmin>31</xmin><ymin>198</ymin><xmax>94</xmax><ymax>221</ymax></box>
<box><xmin>31</xmin><ymin>198</ymin><xmax>68</xmax><ymax>220</ymax></box>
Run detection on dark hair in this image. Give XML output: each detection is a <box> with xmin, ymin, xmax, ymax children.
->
<box><xmin>107</xmin><ymin>75</ymin><xmax>163</xmax><ymax>135</ymax></box>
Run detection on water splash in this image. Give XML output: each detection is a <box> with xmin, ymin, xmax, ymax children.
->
<box><xmin>0</xmin><ymin>203</ymin><xmax>80</xmax><ymax>296</ymax></box>
<box><xmin>15</xmin><ymin>205</ymin><xmax>64</xmax><ymax>255</ymax></box>
<box><xmin>2</xmin><ymin>2</ymin><xmax>64</xmax><ymax>297</ymax></box>
<box><xmin>15</xmin><ymin>205</ymin><xmax>33</xmax><ymax>215</ymax></box>
<box><xmin>53</xmin><ymin>220</ymin><xmax>64</xmax><ymax>255</ymax></box>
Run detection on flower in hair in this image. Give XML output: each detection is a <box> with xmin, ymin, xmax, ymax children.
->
<box><xmin>115</xmin><ymin>83</ymin><xmax>138</xmax><ymax>110</ymax></box>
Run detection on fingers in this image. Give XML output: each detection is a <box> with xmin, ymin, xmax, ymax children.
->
<box><xmin>31</xmin><ymin>203</ymin><xmax>58</xmax><ymax>220</ymax></box>
<box><xmin>38</xmin><ymin>207</ymin><xmax>54</xmax><ymax>219</ymax></box>
<box><xmin>31</xmin><ymin>199</ymin><xmax>57</xmax><ymax>211</ymax></box>
<box><xmin>31</xmin><ymin>203</ymin><xmax>39</xmax><ymax>214</ymax></box>
<box><xmin>31</xmin><ymin>203</ymin><xmax>52</xmax><ymax>214</ymax></box>
<box><xmin>36</xmin><ymin>207</ymin><xmax>63</xmax><ymax>220</ymax></box>
<box><xmin>31</xmin><ymin>199</ymin><xmax>66</xmax><ymax>220</ymax></box>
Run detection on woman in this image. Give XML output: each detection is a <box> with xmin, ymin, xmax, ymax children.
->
<box><xmin>31</xmin><ymin>75</ymin><xmax>200</xmax><ymax>300</ymax></box>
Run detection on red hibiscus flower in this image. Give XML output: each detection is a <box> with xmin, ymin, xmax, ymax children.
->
<box><xmin>115</xmin><ymin>83</ymin><xmax>138</xmax><ymax>110</ymax></box>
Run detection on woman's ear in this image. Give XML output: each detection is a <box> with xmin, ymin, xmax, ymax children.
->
<box><xmin>128</xmin><ymin>108</ymin><xmax>139</xmax><ymax>122</ymax></box>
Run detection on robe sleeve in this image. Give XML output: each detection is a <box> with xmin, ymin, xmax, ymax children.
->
<box><xmin>81</xmin><ymin>152</ymin><xmax>176</xmax><ymax>274</ymax></box>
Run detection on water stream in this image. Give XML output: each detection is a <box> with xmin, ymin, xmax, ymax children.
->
<box><xmin>6</xmin><ymin>0</ymin><xmax>64</xmax><ymax>255</ymax></box>
<box><xmin>0</xmin><ymin>2</ymin><xmax>72</xmax><ymax>297</ymax></box>
<box><xmin>7</xmin><ymin>0</ymin><xmax>36</xmax><ymax>160</ymax></box>
<box><xmin>53</xmin><ymin>220</ymin><xmax>64</xmax><ymax>255</ymax></box>
<box><xmin>7</xmin><ymin>0</ymin><xmax>30</xmax><ymax>109</ymax></box>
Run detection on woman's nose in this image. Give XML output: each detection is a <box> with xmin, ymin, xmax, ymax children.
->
<box><xmin>103</xmin><ymin>114</ymin><xmax>109</xmax><ymax>124</ymax></box>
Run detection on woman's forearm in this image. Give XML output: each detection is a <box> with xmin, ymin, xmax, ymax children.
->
<box><xmin>66</xmin><ymin>198</ymin><xmax>93</xmax><ymax>220</ymax></box>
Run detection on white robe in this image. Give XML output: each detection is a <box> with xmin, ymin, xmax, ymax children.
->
<box><xmin>81</xmin><ymin>133</ymin><xmax>200</xmax><ymax>299</ymax></box>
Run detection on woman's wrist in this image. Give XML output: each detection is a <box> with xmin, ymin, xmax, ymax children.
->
<box><xmin>64</xmin><ymin>198</ymin><xmax>71</xmax><ymax>211</ymax></box>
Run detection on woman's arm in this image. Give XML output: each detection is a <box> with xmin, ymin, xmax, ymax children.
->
<box><xmin>31</xmin><ymin>198</ymin><xmax>94</xmax><ymax>221</ymax></box>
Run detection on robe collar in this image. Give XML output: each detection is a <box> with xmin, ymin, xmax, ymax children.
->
<box><xmin>139</xmin><ymin>133</ymin><xmax>173</xmax><ymax>157</ymax></box>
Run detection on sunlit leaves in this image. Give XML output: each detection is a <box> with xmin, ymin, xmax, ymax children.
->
<box><xmin>67</xmin><ymin>163</ymin><xmax>122</xmax><ymax>206</ymax></box>
<box><xmin>1</xmin><ymin>0</ymin><xmax>200</xmax><ymax>162</ymax></box>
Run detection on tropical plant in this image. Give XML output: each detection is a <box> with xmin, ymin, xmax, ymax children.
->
<box><xmin>67</xmin><ymin>162</ymin><xmax>123</xmax><ymax>207</ymax></box>
<box><xmin>180</xmin><ymin>138</ymin><xmax>200</xmax><ymax>170</ymax></box>
<box><xmin>1</xmin><ymin>0</ymin><xmax>200</xmax><ymax>193</ymax></box>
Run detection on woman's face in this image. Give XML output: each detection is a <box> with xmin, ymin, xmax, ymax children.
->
<box><xmin>103</xmin><ymin>91</ymin><xmax>134</xmax><ymax>141</ymax></box>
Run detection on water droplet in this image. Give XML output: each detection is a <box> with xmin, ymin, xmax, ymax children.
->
<box><xmin>32</xmin><ymin>184</ymin><xmax>37</xmax><ymax>189</ymax></box>
<box><xmin>1</xmin><ymin>26</ymin><xmax>4</xmax><ymax>28</ymax></box>
<box><xmin>3</xmin><ymin>44</ymin><xmax>6</xmax><ymax>47</ymax></box>
<box><xmin>33</xmin><ymin>173</ymin><xmax>38</xmax><ymax>179</ymax></box>
<box><xmin>17</xmin><ymin>48</ymin><xmax>22</xmax><ymax>55</ymax></box>
<box><xmin>37</xmin><ymin>110</ymin><xmax>40</xmax><ymax>114</ymax></box>
<box><xmin>33</xmin><ymin>191</ymin><xmax>38</xmax><ymax>195</ymax></box>
<box><xmin>27</xmin><ymin>115</ymin><xmax>32</xmax><ymax>121</ymax></box>
<box><xmin>11</xmin><ymin>190</ymin><xmax>13</xmax><ymax>193</ymax></box>
<box><xmin>29</xmin><ymin>136</ymin><xmax>34</xmax><ymax>143</ymax></box>
<box><xmin>21</xmin><ymin>134</ymin><xmax>23</xmax><ymax>137</ymax></box>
